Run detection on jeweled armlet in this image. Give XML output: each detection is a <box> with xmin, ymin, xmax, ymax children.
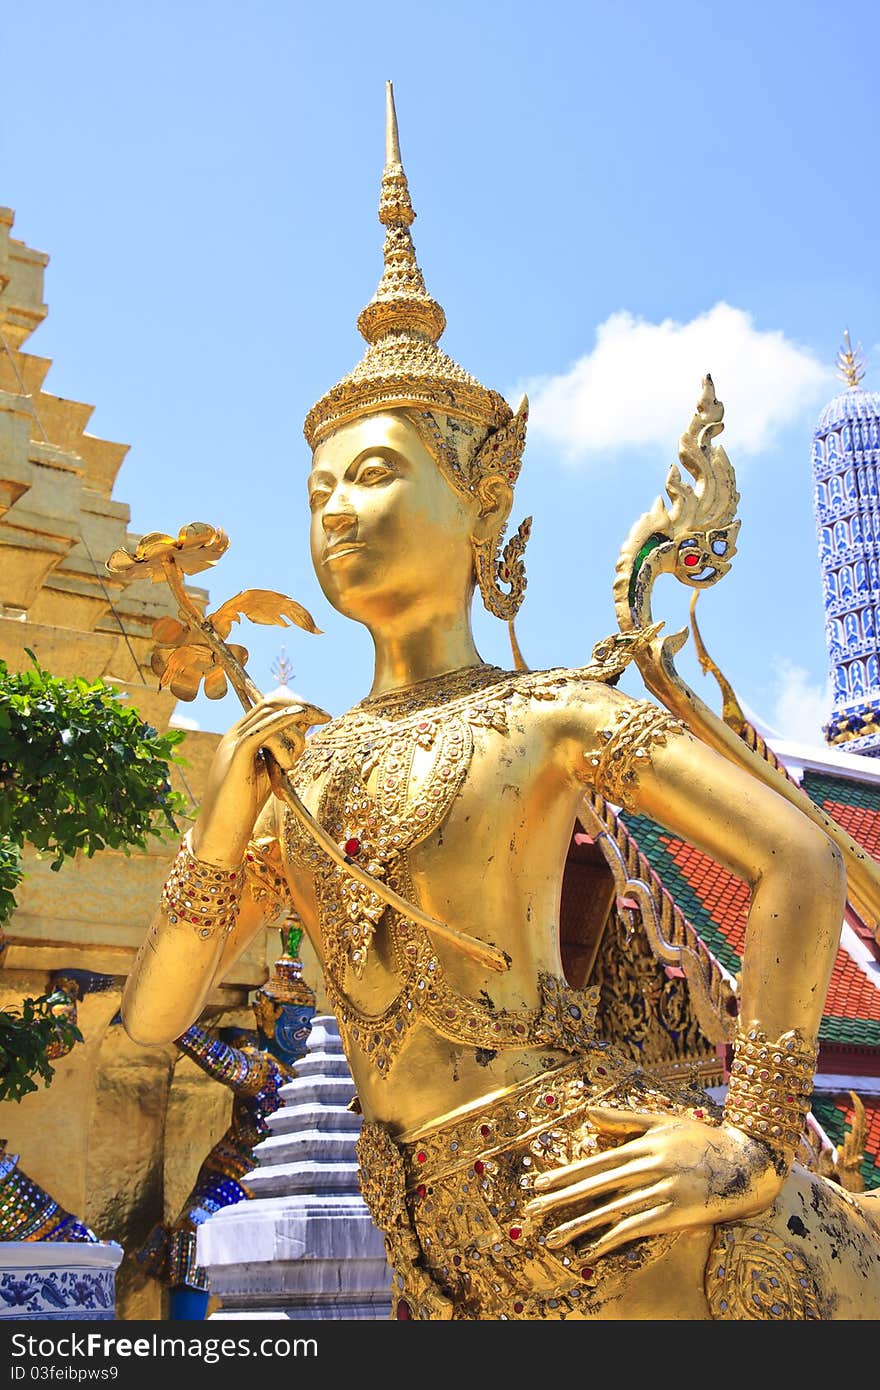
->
<box><xmin>243</xmin><ymin>839</ymin><xmax>292</xmax><ymax>919</ymax></box>
<box><xmin>722</xmin><ymin>1026</ymin><xmax>817</xmax><ymax>1160</ymax></box>
<box><xmin>588</xmin><ymin>703</ymin><xmax>686</xmax><ymax>810</ymax></box>
<box><xmin>160</xmin><ymin>831</ymin><xmax>244</xmax><ymax>938</ymax></box>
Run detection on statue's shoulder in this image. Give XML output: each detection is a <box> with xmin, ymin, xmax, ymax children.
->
<box><xmin>507</xmin><ymin>629</ymin><xmax>661</xmax><ymax>708</ymax></box>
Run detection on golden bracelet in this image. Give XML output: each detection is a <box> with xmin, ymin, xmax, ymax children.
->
<box><xmin>161</xmin><ymin>832</ymin><xmax>244</xmax><ymax>939</ymax></box>
<box><xmin>722</xmin><ymin>1026</ymin><xmax>816</xmax><ymax>1159</ymax></box>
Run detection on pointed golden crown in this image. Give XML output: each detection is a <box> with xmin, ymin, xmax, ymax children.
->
<box><xmin>303</xmin><ymin>82</ymin><xmax>513</xmax><ymax>451</ymax></box>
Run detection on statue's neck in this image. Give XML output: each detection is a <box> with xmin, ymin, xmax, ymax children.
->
<box><xmin>367</xmin><ymin>609</ymin><xmax>484</xmax><ymax>699</ymax></box>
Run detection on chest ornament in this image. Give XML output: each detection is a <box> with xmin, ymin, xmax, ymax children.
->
<box><xmin>283</xmin><ymin>664</ymin><xmax>601</xmax><ymax>1076</ymax></box>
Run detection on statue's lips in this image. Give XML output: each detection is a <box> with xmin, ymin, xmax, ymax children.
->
<box><xmin>323</xmin><ymin>542</ymin><xmax>365</xmax><ymax>563</ymax></box>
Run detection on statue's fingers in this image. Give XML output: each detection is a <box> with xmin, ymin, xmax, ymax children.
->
<box><xmin>237</xmin><ymin>696</ymin><xmax>327</xmax><ymax>735</ymax></box>
<box><xmin>239</xmin><ymin>704</ymin><xmax>315</xmax><ymax>747</ymax></box>
<box><xmin>528</xmin><ymin>1141</ymin><xmax>653</xmax><ymax>1196</ymax></box>
<box><xmin>525</xmin><ymin>1154</ymin><xmax>658</xmax><ymax>1221</ymax></box>
<box><xmin>585</xmin><ymin>1104</ymin><xmax>666</xmax><ymax>1137</ymax></box>
<box><xmin>542</xmin><ymin>1181</ymin><xmax>670</xmax><ymax>1251</ymax></box>
<box><xmin>573</xmin><ymin>1203</ymin><xmax>675</xmax><ymax>1264</ymax></box>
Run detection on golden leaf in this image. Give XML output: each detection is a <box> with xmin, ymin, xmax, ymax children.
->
<box><xmin>158</xmin><ymin>645</ymin><xmax>213</xmax><ymax>690</ymax></box>
<box><xmin>138</xmin><ymin>532</ymin><xmax>179</xmax><ymax>561</ymax></box>
<box><xmin>153</xmin><ymin>640</ymin><xmax>249</xmax><ymax>699</ymax></box>
<box><xmin>168</xmin><ymin>668</ymin><xmax>204</xmax><ymax>702</ymax></box>
<box><xmin>151</xmin><ymin>616</ymin><xmax>189</xmax><ymax>644</ymax></box>
<box><xmin>105</xmin><ymin>523</ymin><xmax>229</xmax><ymax>583</ymax></box>
<box><xmin>208</xmin><ymin>589</ymin><xmax>322</xmax><ymax>640</ymax></box>
<box><xmin>203</xmin><ymin>667</ymin><xmax>230</xmax><ymax>700</ymax></box>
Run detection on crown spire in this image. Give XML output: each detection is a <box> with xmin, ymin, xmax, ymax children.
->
<box><xmin>355</xmin><ymin>81</ymin><xmax>446</xmax><ymax>346</ymax></box>
<box><xmin>303</xmin><ymin>83</ymin><xmax>512</xmax><ymax>450</ymax></box>
<box><xmin>385</xmin><ymin>78</ymin><xmax>401</xmax><ymax>164</ymax></box>
<box><xmin>837</xmin><ymin>329</ymin><xmax>866</xmax><ymax>389</ymax></box>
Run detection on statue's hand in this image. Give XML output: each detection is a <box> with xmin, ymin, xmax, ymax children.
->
<box><xmin>192</xmin><ymin>694</ymin><xmax>329</xmax><ymax>868</ymax></box>
<box><xmin>523</xmin><ymin>1104</ymin><xmax>785</xmax><ymax>1261</ymax></box>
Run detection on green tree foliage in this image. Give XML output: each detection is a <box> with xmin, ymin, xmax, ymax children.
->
<box><xmin>0</xmin><ymin>653</ymin><xmax>190</xmax><ymax>1100</ymax></box>
<box><xmin>0</xmin><ymin>992</ymin><xmax>84</xmax><ymax>1104</ymax></box>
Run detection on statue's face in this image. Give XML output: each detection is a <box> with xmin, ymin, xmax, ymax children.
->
<box><xmin>268</xmin><ymin>1002</ymin><xmax>315</xmax><ymax>1066</ymax></box>
<box><xmin>308</xmin><ymin>412</ymin><xmax>478</xmax><ymax>625</ymax></box>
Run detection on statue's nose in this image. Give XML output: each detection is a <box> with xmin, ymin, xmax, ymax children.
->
<box><xmin>323</xmin><ymin>507</ymin><xmax>357</xmax><ymax>538</ymax></box>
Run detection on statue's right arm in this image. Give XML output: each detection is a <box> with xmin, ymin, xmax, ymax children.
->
<box><xmin>121</xmin><ymin>694</ymin><xmax>312</xmax><ymax>1046</ymax></box>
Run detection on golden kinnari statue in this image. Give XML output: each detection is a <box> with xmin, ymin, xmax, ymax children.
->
<box><xmin>116</xmin><ymin>84</ymin><xmax>880</xmax><ymax>1319</ymax></box>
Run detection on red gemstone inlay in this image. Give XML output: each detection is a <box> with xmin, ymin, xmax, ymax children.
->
<box><xmin>416</xmin><ymin>1184</ymin><xmax>427</xmax><ymax>1200</ymax></box>
<box><xmin>581</xmin><ymin>1266</ymin><xmax>594</xmax><ymax>1280</ymax></box>
<box><xmin>682</xmin><ymin>553</ymin><xmax>700</xmax><ymax>567</ymax></box>
<box><xmin>396</xmin><ymin>1299</ymin><xmax>412</xmax><ymax>1320</ymax></box>
<box><xmin>509</xmin><ymin>1226</ymin><xmax>522</xmax><ymax>1241</ymax></box>
<box><xmin>344</xmin><ymin>837</ymin><xmax>361</xmax><ymax>857</ymax></box>
<box><xmin>694</xmin><ymin>1108</ymin><xmax>704</xmax><ymax>1119</ymax></box>
<box><xmin>596</xmin><ymin>1066</ymin><xmax>607</xmax><ymax>1076</ymax></box>
<box><xmin>545</xmin><ymin>1095</ymin><xmax>556</xmax><ymax>1106</ymax></box>
<box><xmin>480</xmin><ymin>1124</ymin><xmax>491</xmax><ymax>1138</ymax></box>
<box><xmin>474</xmin><ymin>1160</ymin><xmax>485</xmax><ymax>1175</ymax></box>
<box><xmin>417</xmin><ymin>1151</ymin><xmax>427</xmax><ymax>1164</ymax></box>
<box><xmin>513</xmin><ymin>1301</ymin><xmax>524</xmax><ymax>1313</ymax></box>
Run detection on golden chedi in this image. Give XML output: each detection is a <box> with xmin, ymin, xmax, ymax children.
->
<box><xmin>121</xmin><ymin>84</ymin><xmax>880</xmax><ymax>1319</ymax></box>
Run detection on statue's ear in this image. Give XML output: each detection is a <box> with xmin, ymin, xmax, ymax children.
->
<box><xmin>472</xmin><ymin>473</ymin><xmax>513</xmax><ymax>541</ymax></box>
<box><xmin>470</xmin><ymin>395</ymin><xmax>528</xmax><ymax>540</ymax></box>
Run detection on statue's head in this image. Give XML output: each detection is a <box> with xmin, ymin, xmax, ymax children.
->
<box><xmin>304</xmin><ymin>83</ymin><xmax>530</xmax><ymax>633</ymax></box>
<box><xmin>252</xmin><ymin>926</ymin><xmax>316</xmax><ymax>1068</ymax></box>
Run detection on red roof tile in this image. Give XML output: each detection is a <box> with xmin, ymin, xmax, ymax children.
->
<box><xmin>823</xmin><ymin>802</ymin><xmax>880</xmax><ymax>859</ymax></box>
<box><xmin>648</xmin><ymin>832</ymin><xmax>880</xmax><ymax>1026</ymax></box>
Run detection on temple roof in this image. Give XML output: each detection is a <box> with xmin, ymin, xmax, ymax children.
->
<box><xmin>621</xmin><ymin>769</ymin><xmax>880</xmax><ymax>1046</ymax></box>
<box><xmin>816</xmin><ymin>384</ymin><xmax>880</xmax><ymax>435</ymax></box>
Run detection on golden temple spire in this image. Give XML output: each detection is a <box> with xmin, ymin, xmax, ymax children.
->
<box><xmin>356</xmin><ymin>80</ymin><xmax>447</xmax><ymax>346</ymax></box>
<box><xmin>837</xmin><ymin>330</ymin><xmax>866</xmax><ymax>389</ymax></box>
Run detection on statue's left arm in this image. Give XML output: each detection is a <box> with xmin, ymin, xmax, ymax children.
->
<box><xmin>526</xmin><ymin>683</ymin><xmax>845</xmax><ymax>1256</ymax></box>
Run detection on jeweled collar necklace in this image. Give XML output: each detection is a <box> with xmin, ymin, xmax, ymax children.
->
<box><xmin>356</xmin><ymin>663</ymin><xmax>510</xmax><ymax>721</ymax></box>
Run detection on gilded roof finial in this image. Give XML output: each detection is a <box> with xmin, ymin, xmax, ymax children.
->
<box><xmin>355</xmin><ymin>81</ymin><xmax>446</xmax><ymax>347</ymax></box>
<box><xmin>837</xmin><ymin>330</ymin><xmax>866</xmax><ymax>389</ymax></box>
<box><xmin>271</xmin><ymin>646</ymin><xmax>295</xmax><ymax>687</ymax></box>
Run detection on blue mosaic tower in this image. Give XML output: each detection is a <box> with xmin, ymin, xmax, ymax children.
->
<box><xmin>814</xmin><ymin>334</ymin><xmax>880</xmax><ymax>753</ymax></box>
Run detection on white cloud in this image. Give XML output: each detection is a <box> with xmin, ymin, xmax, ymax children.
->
<box><xmin>169</xmin><ymin>711</ymin><xmax>201</xmax><ymax>730</ymax></box>
<box><xmin>769</xmin><ymin>659</ymin><xmax>831</xmax><ymax>745</ymax></box>
<box><xmin>517</xmin><ymin>304</ymin><xmax>833</xmax><ymax>465</ymax></box>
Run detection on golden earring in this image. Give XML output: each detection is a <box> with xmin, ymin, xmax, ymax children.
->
<box><xmin>472</xmin><ymin>515</ymin><xmax>532</xmax><ymax>622</ymax></box>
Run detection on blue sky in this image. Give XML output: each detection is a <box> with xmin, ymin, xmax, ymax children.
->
<box><xmin>3</xmin><ymin>1</ymin><xmax>878</xmax><ymax>739</ymax></box>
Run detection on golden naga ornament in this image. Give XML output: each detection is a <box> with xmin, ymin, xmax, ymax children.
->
<box><xmin>613</xmin><ymin>379</ymin><xmax>880</xmax><ymax>943</ymax></box>
<box><xmin>119</xmin><ymin>83</ymin><xmax>880</xmax><ymax>1321</ymax></box>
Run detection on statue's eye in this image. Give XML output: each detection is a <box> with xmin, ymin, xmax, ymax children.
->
<box><xmin>357</xmin><ymin>458</ymin><xmax>394</xmax><ymax>485</ymax></box>
<box><xmin>308</xmin><ymin>487</ymin><xmax>331</xmax><ymax>512</ymax></box>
